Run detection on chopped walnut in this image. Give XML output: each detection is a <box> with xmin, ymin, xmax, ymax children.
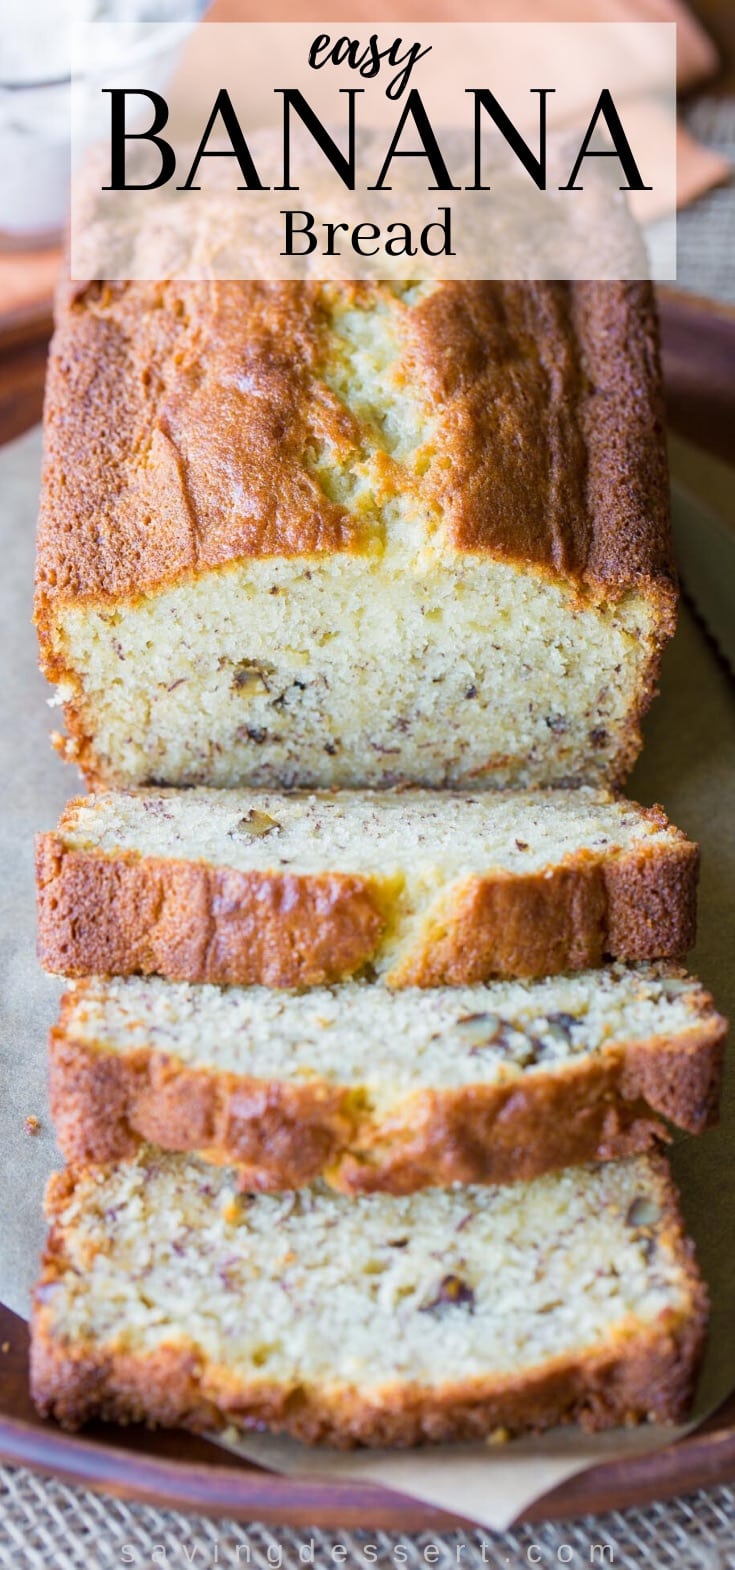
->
<box><xmin>232</xmin><ymin>661</ymin><xmax>272</xmax><ymax>695</ymax></box>
<box><xmin>457</xmin><ymin>1013</ymin><xmax>540</xmax><ymax>1064</ymax></box>
<box><xmin>455</xmin><ymin>1012</ymin><xmax>502</xmax><ymax>1047</ymax></box>
<box><xmin>626</xmin><ymin>1197</ymin><xmax>662</xmax><ymax>1229</ymax></box>
<box><xmin>229</xmin><ymin>809</ymin><xmax>281</xmax><ymax>839</ymax></box>
<box><xmin>421</xmin><ymin>1274</ymin><xmax>475</xmax><ymax>1315</ymax></box>
<box><xmin>545</xmin><ymin>1012</ymin><xmax>579</xmax><ymax>1043</ymax></box>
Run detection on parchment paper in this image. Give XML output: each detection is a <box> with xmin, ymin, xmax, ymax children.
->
<box><xmin>1</xmin><ymin>426</ymin><xmax>733</xmax><ymax>1528</ymax></box>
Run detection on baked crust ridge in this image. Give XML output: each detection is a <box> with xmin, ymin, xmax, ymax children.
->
<box><xmin>35</xmin><ymin>836</ymin><xmax>388</xmax><ymax>988</ymax></box>
<box><xmin>35</xmin><ymin>832</ymin><xmax>699</xmax><ymax>989</ymax></box>
<box><xmin>35</xmin><ymin>281</ymin><xmax>673</xmax><ymax>611</ymax></box>
<box><xmin>29</xmin><ymin>1318</ymin><xmax>706</xmax><ymax>1446</ymax></box>
<box><xmin>48</xmin><ymin>1012</ymin><xmax>726</xmax><ymax>1194</ymax></box>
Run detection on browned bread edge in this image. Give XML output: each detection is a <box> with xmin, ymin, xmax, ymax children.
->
<box><xmin>29</xmin><ymin>1156</ymin><xmax>709</xmax><ymax>1444</ymax></box>
<box><xmin>48</xmin><ymin>1008</ymin><xmax>726</xmax><ymax>1194</ymax></box>
<box><xmin>35</xmin><ymin>282</ymin><xmax>674</xmax><ymax>613</ymax></box>
<box><xmin>35</xmin><ymin>826</ymin><xmax>699</xmax><ymax>989</ymax></box>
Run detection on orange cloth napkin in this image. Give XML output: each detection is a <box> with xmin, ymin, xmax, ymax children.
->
<box><xmin>0</xmin><ymin>0</ymin><xmax>729</xmax><ymax>326</ymax></box>
<box><xmin>0</xmin><ymin>248</ymin><xmax>60</xmax><ymax>330</ymax></box>
<box><xmin>211</xmin><ymin>0</ymin><xmax>713</xmax><ymax>89</ymax></box>
<box><xmin>209</xmin><ymin>0</ymin><xmax>731</xmax><ymax>210</ymax></box>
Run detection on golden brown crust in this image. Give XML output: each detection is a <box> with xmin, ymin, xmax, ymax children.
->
<box><xmin>391</xmin><ymin>835</ymin><xmax>699</xmax><ymax>986</ymax></box>
<box><xmin>34</xmin><ymin>281</ymin><xmax>673</xmax><ymax>620</ymax></box>
<box><xmin>48</xmin><ymin>1005</ymin><xmax>726</xmax><ymax>1195</ymax></box>
<box><xmin>411</xmin><ymin>282</ymin><xmax>673</xmax><ymax>594</ymax></box>
<box><xmin>28</xmin><ymin>1319</ymin><xmax>706</xmax><ymax>1445</ymax></box>
<box><xmin>34</xmin><ymin>281</ymin><xmax>675</xmax><ymax>795</ymax></box>
<box><xmin>48</xmin><ymin>1028</ymin><xmax>353</xmax><ymax>1188</ymax></box>
<box><xmin>35</xmin><ymin>824</ymin><xmax>699</xmax><ymax>988</ymax></box>
<box><xmin>29</xmin><ymin>1158</ymin><xmax>709</xmax><ymax>1444</ymax></box>
<box><xmin>35</xmin><ymin>835</ymin><xmax>388</xmax><ymax>988</ymax></box>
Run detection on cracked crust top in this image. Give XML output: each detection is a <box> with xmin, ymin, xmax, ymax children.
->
<box><xmin>34</xmin><ymin>279</ymin><xmax>674</xmax><ymax>619</ymax></box>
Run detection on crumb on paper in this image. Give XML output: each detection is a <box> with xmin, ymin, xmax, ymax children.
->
<box><xmin>24</xmin><ymin>1115</ymin><xmax>41</xmax><ymax>1136</ymax></box>
<box><xmin>486</xmin><ymin>1427</ymin><xmax>511</xmax><ymax>1446</ymax></box>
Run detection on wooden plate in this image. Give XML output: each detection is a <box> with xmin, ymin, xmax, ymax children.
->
<box><xmin>2</xmin><ymin>1303</ymin><xmax>735</xmax><ymax>1528</ymax></box>
<box><xmin>3</xmin><ymin>281</ymin><xmax>735</xmax><ymax>1527</ymax></box>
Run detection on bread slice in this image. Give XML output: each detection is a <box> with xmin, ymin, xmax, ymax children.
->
<box><xmin>35</xmin><ymin>280</ymin><xmax>673</xmax><ymax>794</ymax></box>
<box><xmin>36</xmin><ymin>787</ymin><xmax>698</xmax><ymax>988</ymax></box>
<box><xmin>49</xmin><ymin>965</ymin><xmax>725</xmax><ymax>1193</ymax></box>
<box><xmin>31</xmin><ymin>1150</ymin><xmax>707</xmax><ymax>1445</ymax></box>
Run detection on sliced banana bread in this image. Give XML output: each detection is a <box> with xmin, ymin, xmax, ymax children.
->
<box><xmin>36</xmin><ymin>787</ymin><xmax>698</xmax><ymax>988</ymax></box>
<box><xmin>31</xmin><ymin>1151</ymin><xmax>707</xmax><ymax>1445</ymax></box>
<box><xmin>35</xmin><ymin>281</ymin><xmax>673</xmax><ymax>793</ymax></box>
<box><xmin>49</xmin><ymin>965</ymin><xmax>725</xmax><ymax>1193</ymax></box>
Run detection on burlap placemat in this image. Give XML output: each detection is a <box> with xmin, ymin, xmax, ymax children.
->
<box><xmin>0</xmin><ymin>1463</ymin><xmax>732</xmax><ymax>1568</ymax></box>
<box><xmin>678</xmin><ymin>98</ymin><xmax>735</xmax><ymax>301</ymax></box>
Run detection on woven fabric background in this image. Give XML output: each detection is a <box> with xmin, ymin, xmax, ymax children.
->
<box><xmin>2</xmin><ymin>92</ymin><xmax>734</xmax><ymax>1570</ymax></box>
<box><xmin>1</xmin><ymin>1465</ymin><xmax>733</xmax><ymax>1569</ymax></box>
<box><xmin>678</xmin><ymin>98</ymin><xmax>735</xmax><ymax>301</ymax></box>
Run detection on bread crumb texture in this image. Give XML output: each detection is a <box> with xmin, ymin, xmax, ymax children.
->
<box><xmin>36</xmin><ymin>787</ymin><xmax>698</xmax><ymax>987</ymax></box>
<box><xmin>49</xmin><ymin>964</ymin><xmax>725</xmax><ymax>1189</ymax></box>
<box><xmin>59</xmin><ymin>964</ymin><xmax>714</xmax><ymax>1091</ymax></box>
<box><xmin>31</xmin><ymin>1151</ymin><xmax>707</xmax><ymax>1444</ymax></box>
<box><xmin>35</xmin><ymin>280</ymin><xmax>674</xmax><ymax>791</ymax></box>
<box><xmin>55</xmin><ymin>786</ymin><xmax>680</xmax><ymax>877</ymax></box>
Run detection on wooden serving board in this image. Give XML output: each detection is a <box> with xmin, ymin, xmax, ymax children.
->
<box><xmin>2</xmin><ymin>284</ymin><xmax>735</xmax><ymax>1526</ymax></box>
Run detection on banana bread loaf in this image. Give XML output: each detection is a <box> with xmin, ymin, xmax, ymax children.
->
<box><xmin>36</xmin><ymin>787</ymin><xmax>698</xmax><ymax>987</ymax></box>
<box><xmin>49</xmin><ymin>965</ymin><xmax>725</xmax><ymax>1192</ymax></box>
<box><xmin>35</xmin><ymin>280</ymin><xmax>673</xmax><ymax>792</ymax></box>
<box><xmin>31</xmin><ymin>1150</ymin><xmax>707</xmax><ymax>1445</ymax></box>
